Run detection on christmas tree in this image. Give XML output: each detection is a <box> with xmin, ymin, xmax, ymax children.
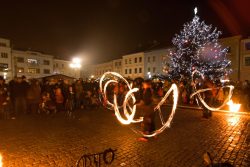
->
<box><xmin>167</xmin><ymin>7</ymin><xmax>232</xmax><ymax>82</ymax></box>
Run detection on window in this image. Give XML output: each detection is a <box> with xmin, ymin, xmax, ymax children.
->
<box><xmin>125</xmin><ymin>59</ymin><xmax>127</xmax><ymax>64</ymax></box>
<box><xmin>245</xmin><ymin>42</ymin><xmax>250</xmax><ymax>50</ymax></box>
<box><xmin>17</xmin><ymin>57</ymin><xmax>24</xmax><ymax>63</ymax></box>
<box><xmin>44</xmin><ymin>60</ymin><xmax>50</xmax><ymax>65</ymax></box>
<box><xmin>125</xmin><ymin>69</ymin><xmax>128</xmax><ymax>74</ymax></box>
<box><xmin>148</xmin><ymin>57</ymin><xmax>150</xmax><ymax>63</ymax></box>
<box><xmin>135</xmin><ymin>58</ymin><xmax>137</xmax><ymax>63</ymax></box>
<box><xmin>1</xmin><ymin>52</ymin><xmax>8</xmax><ymax>58</ymax></box>
<box><xmin>27</xmin><ymin>59</ymin><xmax>38</xmax><ymax>65</ymax></box>
<box><xmin>0</xmin><ymin>63</ymin><xmax>8</xmax><ymax>72</ymax></box>
<box><xmin>129</xmin><ymin>59</ymin><xmax>131</xmax><ymax>64</ymax></box>
<box><xmin>44</xmin><ymin>69</ymin><xmax>50</xmax><ymax>74</ymax></box>
<box><xmin>139</xmin><ymin>68</ymin><xmax>142</xmax><ymax>73</ymax></box>
<box><xmin>245</xmin><ymin>57</ymin><xmax>250</xmax><ymax>66</ymax></box>
<box><xmin>0</xmin><ymin>42</ymin><xmax>7</xmax><ymax>47</ymax></box>
<box><xmin>17</xmin><ymin>67</ymin><xmax>24</xmax><ymax>73</ymax></box>
<box><xmin>139</xmin><ymin>57</ymin><xmax>142</xmax><ymax>62</ymax></box>
<box><xmin>153</xmin><ymin>67</ymin><xmax>156</xmax><ymax>73</ymax></box>
<box><xmin>148</xmin><ymin>67</ymin><xmax>150</xmax><ymax>72</ymax></box>
<box><xmin>134</xmin><ymin>68</ymin><xmax>137</xmax><ymax>74</ymax></box>
<box><xmin>129</xmin><ymin>69</ymin><xmax>132</xmax><ymax>74</ymax></box>
<box><xmin>153</xmin><ymin>56</ymin><xmax>155</xmax><ymax>62</ymax></box>
<box><xmin>28</xmin><ymin>68</ymin><xmax>40</xmax><ymax>74</ymax></box>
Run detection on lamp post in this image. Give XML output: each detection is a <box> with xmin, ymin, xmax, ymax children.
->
<box><xmin>69</xmin><ymin>57</ymin><xmax>82</xmax><ymax>78</ymax></box>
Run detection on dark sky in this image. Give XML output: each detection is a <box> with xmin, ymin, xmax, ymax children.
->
<box><xmin>0</xmin><ymin>0</ymin><xmax>250</xmax><ymax>64</ymax></box>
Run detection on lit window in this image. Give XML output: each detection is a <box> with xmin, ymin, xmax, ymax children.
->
<box><xmin>28</xmin><ymin>68</ymin><xmax>40</xmax><ymax>74</ymax></box>
<box><xmin>17</xmin><ymin>67</ymin><xmax>24</xmax><ymax>73</ymax></box>
<box><xmin>27</xmin><ymin>59</ymin><xmax>38</xmax><ymax>64</ymax></box>
<box><xmin>0</xmin><ymin>63</ymin><xmax>8</xmax><ymax>72</ymax></box>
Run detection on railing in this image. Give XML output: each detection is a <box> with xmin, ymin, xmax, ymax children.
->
<box><xmin>75</xmin><ymin>148</ymin><xmax>117</xmax><ymax>167</ymax></box>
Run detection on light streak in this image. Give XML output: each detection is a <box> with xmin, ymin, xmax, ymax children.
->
<box><xmin>100</xmin><ymin>72</ymin><xmax>179</xmax><ymax>137</ymax></box>
<box><xmin>0</xmin><ymin>153</ymin><xmax>2</xmax><ymax>167</ymax></box>
<box><xmin>227</xmin><ymin>100</ymin><xmax>241</xmax><ymax>113</ymax></box>
<box><xmin>191</xmin><ymin>70</ymin><xmax>234</xmax><ymax>111</ymax></box>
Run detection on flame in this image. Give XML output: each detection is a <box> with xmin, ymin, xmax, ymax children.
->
<box><xmin>100</xmin><ymin>72</ymin><xmax>179</xmax><ymax>137</ymax></box>
<box><xmin>0</xmin><ymin>153</ymin><xmax>2</xmax><ymax>167</ymax></box>
<box><xmin>227</xmin><ymin>100</ymin><xmax>241</xmax><ymax>112</ymax></box>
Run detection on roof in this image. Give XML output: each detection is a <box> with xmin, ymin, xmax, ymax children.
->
<box><xmin>38</xmin><ymin>74</ymin><xmax>76</xmax><ymax>80</ymax></box>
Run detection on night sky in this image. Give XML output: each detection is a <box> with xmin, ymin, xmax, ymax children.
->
<box><xmin>0</xmin><ymin>0</ymin><xmax>249</xmax><ymax>64</ymax></box>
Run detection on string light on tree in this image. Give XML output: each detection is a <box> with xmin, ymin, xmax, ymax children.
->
<box><xmin>166</xmin><ymin>7</ymin><xmax>232</xmax><ymax>82</ymax></box>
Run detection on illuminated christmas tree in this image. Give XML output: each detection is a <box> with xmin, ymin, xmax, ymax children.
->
<box><xmin>167</xmin><ymin>7</ymin><xmax>231</xmax><ymax>82</ymax></box>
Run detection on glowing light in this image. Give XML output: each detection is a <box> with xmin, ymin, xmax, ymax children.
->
<box><xmin>69</xmin><ymin>57</ymin><xmax>82</xmax><ymax>69</ymax></box>
<box><xmin>191</xmin><ymin>70</ymin><xmax>234</xmax><ymax>111</ymax></box>
<box><xmin>0</xmin><ymin>153</ymin><xmax>2</xmax><ymax>167</ymax></box>
<box><xmin>227</xmin><ymin>115</ymin><xmax>240</xmax><ymax>126</ymax></box>
<box><xmin>194</xmin><ymin>7</ymin><xmax>198</xmax><ymax>15</ymax></box>
<box><xmin>227</xmin><ymin>100</ymin><xmax>241</xmax><ymax>113</ymax></box>
<box><xmin>100</xmin><ymin>72</ymin><xmax>179</xmax><ymax>137</ymax></box>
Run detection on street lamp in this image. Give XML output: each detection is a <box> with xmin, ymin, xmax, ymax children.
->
<box><xmin>69</xmin><ymin>57</ymin><xmax>82</xmax><ymax>78</ymax></box>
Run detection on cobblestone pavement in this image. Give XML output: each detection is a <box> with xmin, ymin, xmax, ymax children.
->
<box><xmin>0</xmin><ymin>106</ymin><xmax>249</xmax><ymax>167</ymax></box>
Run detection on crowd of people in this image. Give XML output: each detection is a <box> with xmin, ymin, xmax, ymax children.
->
<box><xmin>0</xmin><ymin>75</ymin><xmax>100</xmax><ymax>119</ymax></box>
<box><xmin>0</xmin><ymin>75</ymin><xmax>249</xmax><ymax>120</ymax></box>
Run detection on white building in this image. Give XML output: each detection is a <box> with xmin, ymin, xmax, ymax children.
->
<box><xmin>12</xmin><ymin>50</ymin><xmax>54</xmax><ymax>79</ymax></box>
<box><xmin>240</xmin><ymin>37</ymin><xmax>250</xmax><ymax>81</ymax></box>
<box><xmin>112</xmin><ymin>58</ymin><xmax>122</xmax><ymax>74</ymax></box>
<box><xmin>0</xmin><ymin>38</ymin><xmax>12</xmax><ymax>81</ymax></box>
<box><xmin>93</xmin><ymin>61</ymin><xmax>113</xmax><ymax>79</ymax></box>
<box><xmin>122</xmin><ymin>52</ymin><xmax>144</xmax><ymax>79</ymax></box>
<box><xmin>53</xmin><ymin>59</ymin><xmax>81</xmax><ymax>79</ymax></box>
<box><xmin>144</xmin><ymin>48</ymin><xmax>172</xmax><ymax>79</ymax></box>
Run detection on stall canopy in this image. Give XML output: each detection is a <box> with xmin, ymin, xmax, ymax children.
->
<box><xmin>38</xmin><ymin>74</ymin><xmax>76</xmax><ymax>83</ymax></box>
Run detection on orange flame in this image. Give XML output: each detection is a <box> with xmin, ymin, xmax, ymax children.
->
<box><xmin>0</xmin><ymin>153</ymin><xmax>2</xmax><ymax>167</ymax></box>
<box><xmin>227</xmin><ymin>100</ymin><xmax>241</xmax><ymax>112</ymax></box>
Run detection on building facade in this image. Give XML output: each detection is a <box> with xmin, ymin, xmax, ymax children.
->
<box><xmin>53</xmin><ymin>59</ymin><xmax>81</xmax><ymax>79</ymax></box>
<box><xmin>219</xmin><ymin>35</ymin><xmax>241</xmax><ymax>81</ymax></box>
<box><xmin>92</xmin><ymin>61</ymin><xmax>113</xmax><ymax>79</ymax></box>
<box><xmin>12</xmin><ymin>50</ymin><xmax>54</xmax><ymax>79</ymax></box>
<box><xmin>240</xmin><ymin>38</ymin><xmax>250</xmax><ymax>81</ymax></box>
<box><xmin>112</xmin><ymin>58</ymin><xmax>122</xmax><ymax>74</ymax></box>
<box><xmin>0</xmin><ymin>38</ymin><xmax>12</xmax><ymax>81</ymax></box>
<box><xmin>122</xmin><ymin>52</ymin><xmax>144</xmax><ymax>79</ymax></box>
<box><xmin>144</xmin><ymin>48</ymin><xmax>171</xmax><ymax>79</ymax></box>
